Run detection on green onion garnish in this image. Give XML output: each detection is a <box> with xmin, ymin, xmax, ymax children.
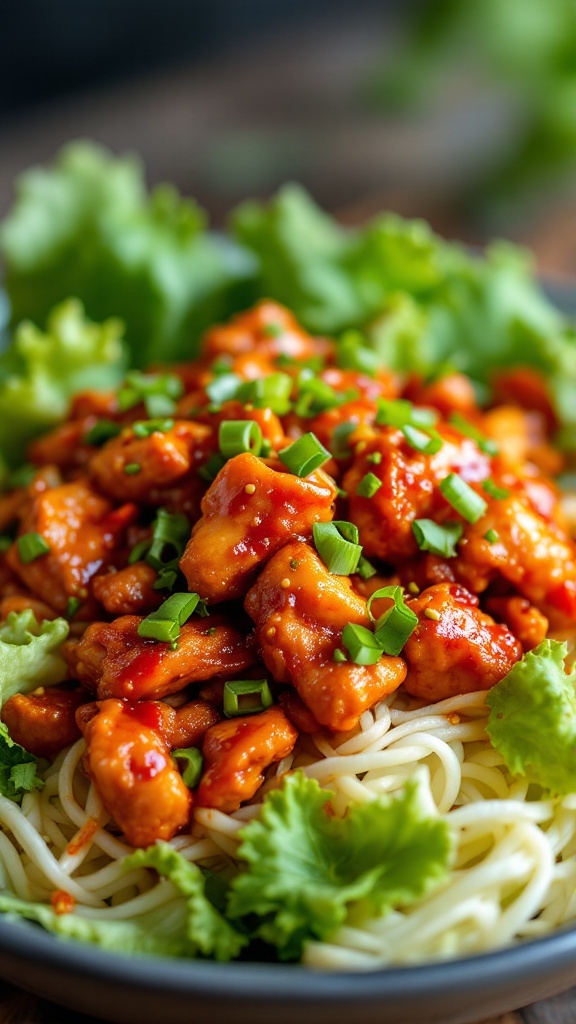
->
<box><xmin>65</xmin><ymin>597</ymin><xmax>81</xmax><ymax>620</ymax></box>
<box><xmin>198</xmin><ymin>454</ymin><xmax>227</xmax><ymax>482</ymax></box>
<box><xmin>294</xmin><ymin>377</ymin><xmax>346</xmax><ymax>418</ymax></box>
<box><xmin>17</xmin><ymin>533</ymin><xmax>50</xmax><ymax>564</ymax></box>
<box><xmin>263</xmin><ymin>322</ymin><xmax>283</xmax><ymax>338</ymax></box>
<box><xmin>223</xmin><ymin>679</ymin><xmax>273</xmax><ymax>717</ymax></box>
<box><xmin>482</xmin><ymin>478</ymin><xmax>510</xmax><ymax>500</ymax></box>
<box><xmin>278</xmin><ymin>433</ymin><xmax>331</xmax><ymax>477</ymax></box>
<box><xmin>205</xmin><ymin>373</ymin><xmax>242</xmax><ymax>405</ymax></box>
<box><xmin>341</xmin><ymin>623</ymin><xmax>383</xmax><ymax>665</ymax></box>
<box><xmin>218</xmin><ymin>420</ymin><xmax>263</xmax><ymax>459</ymax></box>
<box><xmin>439</xmin><ymin>473</ymin><xmax>487</xmax><ymax>523</ymax></box>
<box><xmin>332</xmin><ymin>421</ymin><xmax>357</xmax><ymax>460</ymax></box>
<box><xmin>368</xmin><ymin>585</ymin><xmax>418</xmax><ymax>657</ymax></box>
<box><xmin>124</xmin><ymin>463</ymin><xmax>142</xmax><ymax>476</ymax></box>
<box><xmin>402</xmin><ymin>424</ymin><xmax>443</xmax><ymax>455</ymax></box>
<box><xmin>449</xmin><ymin>414</ymin><xmax>498</xmax><ymax>455</ymax></box>
<box><xmin>313</xmin><ymin>521</ymin><xmax>362</xmax><ymax>575</ymax></box>
<box><xmin>356</xmin><ymin>555</ymin><xmax>378</xmax><ymax>580</ymax></box>
<box><xmin>376</xmin><ymin>398</ymin><xmax>437</xmax><ymax>429</ymax></box>
<box><xmin>144</xmin><ymin>509</ymin><xmax>191</xmax><ymax>592</ymax></box>
<box><xmin>132</xmin><ymin>419</ymin><xmax>175</xmax><ymax>438</ymax></box>
<box><xmin>236</xmin><ymin>373</ymin><xmax>293</xmax><ymax>415</ymax></box>
<box><xmin>83</xmin><ymin>419</ymin><xmax>122</xmax><ymax>446</ymax></box>
<box><xmin>336</xmin><ymin>330</ymin><xmax>380</xmax><ymax>377</ymax></box>
<box><xmin>356</xmin><ymin>472</ymin><xmax>382</xmax><ymax>498</ymax></box>
<box><xmin>484</xmin><ymin>529</ymin><xmax>499</xmax><ymax>543</ymax></box>
<box><xmin>412</xmin><ymin>519</ymin><xmax>463</xmax><ymax>558</ymax></box>
<box><xmin>366</xmin><ymin>452</ymin><xmax>382</xmax><ymax>465</ymax></box>
<box><xmin>333</xmin><ymin>648</ymin><xmax>348</xmax><ymax>662</ymax></box>
<box><xmin>118</xmin><ymin>371</ymin><xmax>183</xmax><ymax>418</ymax></box>
<box><xmin>137</xmin><ymin>592</ymin><xmax>202</xmax><ymax>644</ymax></box>
<box><xmin>172</xmin><ymin>747</ymin><xmax>203</xmax><ymax>788</ymax></box>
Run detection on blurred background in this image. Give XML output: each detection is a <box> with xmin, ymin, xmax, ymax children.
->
<box><xmin>2</xmin><ymin>0</ymin><xmax>576</xmax><ymax>275</ymax></box>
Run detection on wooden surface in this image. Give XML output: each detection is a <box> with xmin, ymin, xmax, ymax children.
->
<box><xmin>0</xmin><ymin>981</ymin><xmax>575</xmax><ymax>1024</ymax></box>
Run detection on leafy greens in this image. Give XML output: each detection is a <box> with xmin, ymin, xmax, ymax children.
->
<box><xmin>0</xmin><ymin>610</ymin><xmax>69</xmax><ymax>708</ymax></box>
<box><xmin>0</xmin><ymin>723</ymin><xmax>44</xmax><ymax>802</ymax></box>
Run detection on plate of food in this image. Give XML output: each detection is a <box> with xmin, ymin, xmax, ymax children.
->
<box><xmin>0</xmin><ymin>142</ymin><xmax>575</xmax><ymax>1024</ymax></box>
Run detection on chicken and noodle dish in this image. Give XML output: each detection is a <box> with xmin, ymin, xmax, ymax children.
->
<box><xmin>0</xmin><ymin>144</ymin><xmax>575</xmax><ymax>967</ymax></box>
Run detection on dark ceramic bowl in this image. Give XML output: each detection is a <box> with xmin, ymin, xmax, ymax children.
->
<box><xmin>0</xmin><ymin>913</ymin><xmax>576</xmax><ymax>1024</ymax></box>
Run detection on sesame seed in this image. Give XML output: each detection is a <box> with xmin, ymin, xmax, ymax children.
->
<box><xmin>280</xmin><ymin>578</ymin><xmax>291</xmax><ymax>589</ymax></box>
<box><xmin>424</xmin><ymin>608</ymin><xmax>441</xmax><ymax>621</ymax></box>
<box><xmin>244</xmin><ymin>483</ymin><xmax>256</xmax><ymax>494</ymax></box>
<box><xmin>266</xmin><ymin>626</ymin><xmax>277</xmax><ymax>639</ymax></box>
<box><xmin>408</xmin><ymin>582</ymin><xmax>420</xmax><ymax>595</ymax></box>
<box><xmin>447</xmin><ymin>713</ymin><xmax>460</xmax><ymax>725</ymax></box>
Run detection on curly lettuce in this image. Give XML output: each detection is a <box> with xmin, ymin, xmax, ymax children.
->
<box><xmin>486</xmin><ymin>639</ymin><xmax>576</xmax><ymax>795</ymax></box>
<box><xmin>228</xmin><ymin>773</ymin><xmax>452</xmax><ymax>960</ymax></box>
<box><xmin>0</xmin><ymin>610</ymin><xmax>69</xmax><ymax>707</ymax></box>
<box><xmin>0</xmin><ymin>141</ymin><xmax>253</xmax><ymax>368</ymax></box>
<box><xmin>0</xmin><ymin>298</ymin><xmax>126</xmax><ymax>468</ymax></box>
<box><xmin>0</xmin><ymin>723</ymin><xmax>44</xmax><ymax>802</ymax></box>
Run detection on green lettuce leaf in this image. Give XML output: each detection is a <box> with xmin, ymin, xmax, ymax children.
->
<box><xmin>486</xmin><ymin>639</ymin><xmax>576</xmax><ymax>795</ymax></box>
<box><xmin>124</xmin><ymin>844</ymin><xmax>247</xmax><ymax>960</ymax></box>
<box><xmin>0</xmin><ymin>842</ymin><xmax>247</xmax><ymax>959</ymax></box>
<box><xmin>228</xmin><ymin>773</ymin><xmax>452</xmax><ymax>960</ymax></box>
<box><xmin>0</xmin><ymin>722</ymin><xmax>43</xmax><ymax>801</ymax></box>
<box><xmin>0</xmin><ymin>298</ymin><xmax>126</xmax><ymax>467</ymax></box>
<box><xmin>0</xmin><ymin>610</ymin><xmax>69</xmax><ymax>707</ymax></box>
<box><xmin>0</xmin><ymin>141</ymin><xmax>253</xmax><ymax>368</ymax></box>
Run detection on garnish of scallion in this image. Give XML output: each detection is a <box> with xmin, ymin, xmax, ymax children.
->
<box><xmin>278</xmin><ymin>433</ymin><xmax>331</xmax><ymax>477</ymax></box>
<box><xmin>439</xmin><ymin>473</ymin><xmax>487</xmax><ymax>524</ymax></box>
<box><xmin>313</xmin><ymin>520</ymin><xmax>362</xmax><ymax>575</ymax></box>
<box><xmin>218</xmin><ymin>420</ymin><xmax>263</xmax><ymax>459</ymax></box>
<box><xmin>223</xmin><ymin>679</ymin><xmax>273</xmax><ymax>717</ymax></box>
<box><xmin>137</xmin><ymin>592</ymin><xmax>203</xmax><ymax>645</ymax></box>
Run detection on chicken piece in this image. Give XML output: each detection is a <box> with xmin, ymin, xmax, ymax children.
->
<box><xmin>162</xmin><ymin>699</ymin><xmax>221</xmax><ymax>749</ymax></box>
<box><xmin>2</xmin><ymin>688</ymin><xmax>87</xmax><ymax>760</ymax></box>
<box><xmin>308</xmin><ymin>399</ymin><xmax>379</xmax><ymax>457</ymax></box>
<box><xmin>403</xmin><ymin>372</ymin><xmax>478</xmax><ymax>419</ymax></box>
<box><xmin>277</xmin><ymin>690</ymin><xmax>321</xmax><ymax>734</ymax></box>
<box><xmin>343</xmin><ymin>425</ymin><xmax>491</xmax><ymax>562</ymax></box>
<box><xmin>28</xmin><ymin>420</ymin><xmax>95</xmax><ymax>471</ymax></box>
<box><xmin>89</xmin><ymin>421</ymin><xmax>211</xmax><ymax>503</ymax></box>
<box><xmin>65</xmin><ymin>613</ymin><xmax>257</xmax><ymax>700</ymax></box>
<box><xmin>81</xmin><ymin>699</ymin><xmax>192</xmax><ymax>847</ymax></box>
<box><xmin>455</xmin><ymin>495</ymin><xmax>576</xmax><ymax>626</ymax></box>
<box><xmin>195</xmin><ymin>706</ymin><xmax>297</xmax><ymax>812</ymax></box>
<box><xmin>180</xmin><ymin>453</ymin><xmax>336</xmax><ymax>602</ymax></box>
<box><xmin>245</xmin><ymin>541</ymin><xmax>406</xmax><ymax>731</ymax></box>
<box><xmin>402</xmin><ymin>583</ymin><xmax>522</xmax><ymax>702</ymax></box>
<box><xmin>91</xmin><ymin>563</ymin><xmax>162</xmax><ymax>616</ymax></box>
<box><xmin>0</xmin><ymin>594</ymin><xmax>58</xmax><ymax>621</ymax></box>
<box><xmin>7</xmin><ymin>481</ymin><xmax>137</xmax><ymax>614</ymax></box>
<box><xmin>483</xmin><ymin>405</ymin><xmax>564</xmax><ymax>478</ymax></box>
<box><xmin>485</xmin><ymin>596</ymin><xmax>548</xmax><ymax>652</ymax></box>
<box><xmin>201</xmin><ymin>300</ymin><xmax>333</xmax><ymax>363</ymax></box>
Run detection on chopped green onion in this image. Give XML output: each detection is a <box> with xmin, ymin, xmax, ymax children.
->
<box><xmin>376</xmin><ymin>398</ymin><xmax>437</xmax><ymax>429</ymax></box>
<box><xmin>17</xmin><ymin>533</ymin><xmax>50</xmax><ymax>564</ymax></box>
<box><xmin>218</xmin><ymin>420</ymin><xmax>263</xmax><ymax>459</ymax></box>
<box><xmin>132</xmin><ymin>419</ymin><xmax>175</xmax><ymax>438</ymax></box>
<box><xmin>223</xmin><ymin>679</ymin><xmax>273</xmax><ymax>717</ymax></box>
<box><xmin>333</xmin><ymin>648</ymin><xmax>347</xmax><ymax>663</ymax></box>
<box><xmin>236</xmin><ymin>373</ymin><xmax>293</xmax><ymax>415</ymax></box>
<box><xmin>331</xmin><ymin>421</ymin><xmax>357</xmax><ymax>460</ymax></box>
<box><xmin>366</xmin><ymin>452</ymin><xmax>382</xmax><ymax>465</ymax></box>
<box><xmin>341</xmin><ymin>623</ymin><xmax>383</xmax><ymax>665</ymax></box>
<box><xmin>65</xmin><ymin>597</ymin><xmax>81</xmax><ymax>620</ymax></box>
<box><xmin>263</xmin><ymin>322</ymin><xmax>283</xmax><ymax>338</ymax></box>
<box><xmin>276</xmin><ymin>353</ymin><xmax>325</xmax><ymax>372</ymax></box>
<box><xmin>412</xmin><ymin>519</ymin><xmax>463</xmax><ymax>558</ymax></box>
<box><xmin>294</xmin><ymin>377</ymin><xmax>344</xmax><ymax>418</ymax></box>
<box><xmin>482</xmin><ymin>479</ymin><xmax>510</xmax><ymax>500</ymax></box>
<box><xmin>137</xmin><ymin>592</ymin><xmax>201</xmax><ymax>644</ymax></box>
<box><xmin>313</xmin><ymin>521</ymin><xmax>362</xmax><ymax>575</ymax></box>
<box><xmin>356</xmin><ymin>555</ymin><xmax>378</xmax><ymax>580</ymax></box>
<box><xmin>402</xmin><ymin>424</ymin><xmax>443</xmax><ymax>455</ymax></box>
<box><xmin>439</xmin><ymin>474</ymin><xmax>487</xmax><ymax>523</ymax></box>
<box><xmin>146</xmin><ymin>510</ymin><xmax>190</xmax><ymax>569</ymax></box>
<box><xmin>484</xmin><ymin>529</ymin><xmax>499</xmax><ymax>543</ymax></box>
<box><xmin>449</xmin><ymin>414</ymin><xmax>499</xmax><ymax>455</ymax></box>
<box><xmin>128</xmin><ymin>538</ymin><xmax>152</xmax><ymax>564</ymax></box>
<box><xmin>198</xmin><ymin>454</ymin><xmax>227</xmax><ymax>482</ymax></box>
<box><xmin>278</xmin><ymin>433</ymin><xmax>331</xmax><ymax>477</ymax></box>
<box><xmin>356</xmin><ymin>472</ymin><xmax>382</xmax><ymax>498</ymax></box>
<box><xmin>205</xmin><ymin>373</ymin><xmax>242</xmax><ymax>404</ymax></box>
<box><xmin>172</xmin><ymin>747</ymin><xmax>203</xmax><ymax>788</ymax></box>
<box><xmin>118</xmin><ymin>371</ymin><xmax>183</xmax><ymax>417</ymax></box>
<box><xmin>83</xmin><ymin>419</ymin><xmax>122</xmax><ymax>446</ymax></box>
<box><xmin>369</xmin><ymin>585</ymin><xmax>418</xmax><ymax>657</ymax></box>
<box><xmin>124</xmin><ymin>463</ymin><xmax>141</xmax><ymax>475</ymax></box>
<box><xmin>336</xmin><ymin>330</ymin><xmax>380</xmax><ymax>377</ymax></box>
<box><xmin>210</xmin><ymin>357</ymin><xmax>233</xmax><ymax>375</ymax></box>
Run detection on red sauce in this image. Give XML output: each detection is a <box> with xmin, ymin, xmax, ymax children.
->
<box><xmin>124</xmin><ymin>699</ymin><xmax>164</xmax><ymax>732</ymax></box>
<box><xmin>66</xmin><ymin>817</ymin><xmax>98</xmax><ymax>857</ymax></box>
<box><xmin>129</xmin><ymin>749</ymin><xmax>167</xmax><ymax>781</ymax></box>
<box><xmin>50</xmin><ymin>890</ymin><xmax>75</xmax><ymax>915</ymax></box>
<box><xmin>118</xmin><ymin>647</ymin><xmax>164</xmax><ymax>699</ymax></box>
